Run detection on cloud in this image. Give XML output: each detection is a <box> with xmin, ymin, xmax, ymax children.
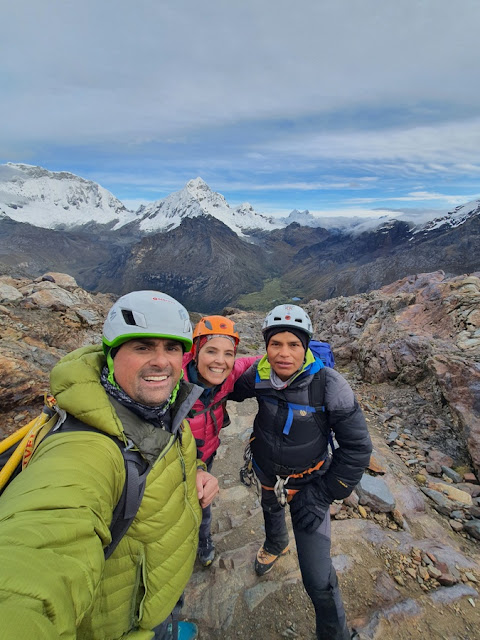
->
<box><xmin>261</xmin><ymin>118</ymin><xmax>480</xmax><ymax>170</ymax></box>
<box><xmin>349</xmin><ymin>191</ymin><xmax>480</xmax><ymax>206</ymax></box>
<box><xmin>1</xmin><ymin>0</ymin><xmax>480</xmax><ymax>214</ymax></box>
<box><xmin>2</xmin><ymin>1</ymin><xmax>480</xmax><ymax>145</ymax></box>
<box><xmin>210</xmin><ymin>177</ymin><xmax>379</xmax><ymax>192</ymax></box>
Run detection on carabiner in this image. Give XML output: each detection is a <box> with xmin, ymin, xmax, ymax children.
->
<box><xmin>274</xmin><ymin>475</ymin><xmax>289</xmax><ymax>508</ymax></box>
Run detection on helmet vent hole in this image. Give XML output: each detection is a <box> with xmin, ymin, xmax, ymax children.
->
<box><xmin>121</xmin><ymin>310</ymin><xmax>137</xmax><ymax>325</ymax></box>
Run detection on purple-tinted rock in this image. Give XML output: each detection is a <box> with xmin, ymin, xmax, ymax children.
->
<box><xmin>464</xmin><ymin>519</ymin><xmax>480</xmax><ymax>540</ymax></box>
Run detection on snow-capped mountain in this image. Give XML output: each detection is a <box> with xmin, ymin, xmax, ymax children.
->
<box><xmin>282</xmin><ymin>209</ymin><xmax>316</xmax><ymax>226</ymax></box>
<box><xmin>415</xmin><ymin>199</ymin><xmax>480</xmax><ymax>233</ymax></box>
<box><xmin>1</xmin><ymin>163</ymin><xmax>478</xmax><ymax>314</ymax></box>
<box><xmin>131</xmin><ymin>177</ymin><xmax>281</xmax><ymax>236</ymax></box>
<box><xmin>0</xmin><ymin>163</ymin><xmax>137</xmax><ymax>230</ymax></box>
<box><xmin>1</xmin><ymin>163</ymin><xmax>479</xmax><ymax>241</ymax></box>
<box><xmin>280</xmin><ymin>208</ymin><xmax>374</xmax><ymax>232</ymax></box>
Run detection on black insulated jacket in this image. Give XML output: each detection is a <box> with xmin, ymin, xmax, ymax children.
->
<box><xmin>229</xmin><ymin>362</ymin><xmax>373</xmax><ymax>503</ymax></box>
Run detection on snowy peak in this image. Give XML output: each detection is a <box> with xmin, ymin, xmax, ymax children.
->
<box><xmin>2</xmin><ymin>162</ymin><xmax>479</xmax><ymax>240</ymax></box>
<box><xmin>185</xmin><ymin>176</ymin><xmax>224</xmax><ymax>201</ymax></box>
<box><xmin>233</xmin><ymin>202</ymin><xmax>280</xmax><ymax>230</ymax></box>
<box><xmin>0</xmin><ymin>163</ymin><xmax>136</xmax><ymax>230</ymax></box>
<box><xmin>417</xmin><ymin>199</ymin><xmax>480</xmax><ymax>233</ymax></box>
<box><xmin>283</xmin><ymin>209</ymin><xmax>315</xmax><ymax>226</ymax></box>
<box><xmin>136</xmin><ymin>178</ymin><xmax>280</xmax><ymax>235</ymax></box>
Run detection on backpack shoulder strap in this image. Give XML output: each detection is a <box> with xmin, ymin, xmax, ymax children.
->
<box><xmin>51</xmin><ymin>415</ymin><xmax>150</xmax><ymax>560</ymax></box>
<box><xmin>309</xmin><ymin>368</ymin><xmax>335</xmax><ymax>444</ymax></box>
<box><xmin>309</xmin><ymin>367</ymin><xmax>327</xmax><ymax>409</ymax></box>
<box><xmin>309</xmin><ymin>369</ymin><xmax>337</xmax><ymax>452</ymax></box>
<box><xmin>189</xmin><ymin>396</ymin><xmax>231</xmax><ymax>435</ymax></box>
<box><xmin>189</xmin><ymin>396</ymin><xmax>226</xmax><ymax>417</ymax></box>
<box><xmin>103</xmin><ymin>446</ymin><xmax>149</xmax><ymax>560</ymax></box>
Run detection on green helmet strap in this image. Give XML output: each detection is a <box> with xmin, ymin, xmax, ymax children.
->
<box><xmin>169</xmin><ymin>375</ymin><xmax>182</xmax><ymax>405</ymax></box>
<box><xmin>106</xmin><ymin>348</ymin><xmax>119</xmax><ymax>387</ymax></box>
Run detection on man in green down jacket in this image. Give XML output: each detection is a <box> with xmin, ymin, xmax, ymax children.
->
<box><xmin>0</xmin><ymin>290</ymin><xmax>218</xmax><ymax>640</ymax></box>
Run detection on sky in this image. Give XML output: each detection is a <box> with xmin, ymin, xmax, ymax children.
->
<box><xmin>1</xmin><ymin>0</ymin><xmax>480</xmax><ymax>218</ymax></box>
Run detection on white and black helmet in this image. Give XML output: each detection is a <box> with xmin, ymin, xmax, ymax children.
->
<box><xmin>102</xmin><ymin>290</ymin><xmax>193</xmax><ymax>352</ymax></box>
<box><xmin>262</xmin><ymin>304</ymin><xmax>313</xmax><ymax>338</ymax></box>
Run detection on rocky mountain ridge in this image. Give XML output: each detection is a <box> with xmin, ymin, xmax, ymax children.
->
<box><xmin>2</xmin><ymin>162</ymin><xmax>480</xmax><ymax>237</ymax></box>
<box><xmin>0</xmin><ymin>270</ymin><xmax>479</xmax><ymax>638</ymax></box>
<box><xmin>2</xmin><ymin>209</ymin><xmax>479</xmax><ymax>314</ymax></box>
<box><xmin>1</xmin><ymin>163</ymin><xmax>480</xmax><ymax>313</ymax></box>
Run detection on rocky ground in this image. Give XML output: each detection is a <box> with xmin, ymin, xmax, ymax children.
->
<box><xmin>1</xmin><ymin>271</ymin><xmax>480</xmax><ymax>639</ymax></box>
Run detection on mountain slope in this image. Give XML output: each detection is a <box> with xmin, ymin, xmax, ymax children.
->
<box><xmin>93</xmin><ymin>216</ymin><xmax>266</xmax><ymax>312</ymax></box>
<box><xmin>282</xmin><ymin>214</ymin><xmax>480</xmax><ymax>300</ymax></box>
<box><xmin>0</xmin><ymin>217</ymin><xmax>122</xmax><ymax>282</ymax></box>
<box><xmin>0</xmin><ymin>163</ymin><xmax>136</xmax><ymax>230</ymax></box>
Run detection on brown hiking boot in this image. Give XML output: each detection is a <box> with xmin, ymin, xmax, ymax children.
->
<box><xmin>254</xmin><ymin>544</ymin><xmax>289</xmax><ymax>576</ymax></box>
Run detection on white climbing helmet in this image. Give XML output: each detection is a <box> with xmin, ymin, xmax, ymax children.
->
<box><xmin>102</xmin><ymin>290</ymin><xmax>193</xmax><ymax>352</ymax></box>
<box><xmin>262</xmin><ymin>304</ymin><xmax>313</xmax><ymax>338</ymax></box>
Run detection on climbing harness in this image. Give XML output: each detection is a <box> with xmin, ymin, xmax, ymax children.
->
<box><xmin>240</xmin><ymin>434</ymin><xmax>329</xmax><ymax>508</ymax></box>
<box><xmin>261</xmin><ymin>457</ymin><xmax>328</xmax><ymax>507</ymax></box>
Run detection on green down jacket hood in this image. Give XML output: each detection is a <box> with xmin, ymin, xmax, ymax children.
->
<box><xmin>50</xmin><ymin>344</ymin><xmax>126</xmax><ymax>438</ymax></box>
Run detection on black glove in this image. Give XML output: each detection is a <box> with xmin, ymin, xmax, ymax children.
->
<box><xmin>289</xmin><ymin>478</ymin><xmax>333</xmax><ymax>533</ymax></box>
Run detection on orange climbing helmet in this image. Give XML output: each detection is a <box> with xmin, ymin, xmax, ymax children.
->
<box><xmin>191</xmin><ymin>315</ymin><xmax>240</xmax><ymax>356</ymax></box>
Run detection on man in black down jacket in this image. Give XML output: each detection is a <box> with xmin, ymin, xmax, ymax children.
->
<box><xmin>229</xmin><ymin>304</ymin><xmax>372</xmax><ymax>640</ymax></box>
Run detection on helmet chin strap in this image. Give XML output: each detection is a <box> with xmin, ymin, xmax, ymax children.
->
<box><xmin>106</xmin><ymin>348</ymin><xmax>118</xmax><ymax>387</ymax></box>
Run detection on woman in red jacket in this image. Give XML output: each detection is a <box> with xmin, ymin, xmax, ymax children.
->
<box><xmin>183</xmin><ymin>316</ymin><xmax>258</xmax><ymax>566</ymax></box>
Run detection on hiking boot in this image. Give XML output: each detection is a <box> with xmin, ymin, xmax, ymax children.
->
<box><xmin>254</xmin><ymin>544</ymin><xmax>289</xmax><ymax>576</ymax></box>
<box><xmin>197</xmin><ymin>534</ymin><xmax>215</xmax><ymax>567</ymax></box>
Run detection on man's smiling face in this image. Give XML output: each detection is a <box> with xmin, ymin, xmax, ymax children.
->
<box><xmin>113</xmin><ymin>337</ymin><xmax>183</xmax><ymax>405</ymax></box>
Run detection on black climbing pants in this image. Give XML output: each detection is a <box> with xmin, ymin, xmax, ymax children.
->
<box><xmin>260</xmin><ymin>481</ymin><xmax>350</xmax><ymax>640</ymax></box>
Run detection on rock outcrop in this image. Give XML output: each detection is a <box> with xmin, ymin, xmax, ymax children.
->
<box><xmin>306</xmin><ymin>271</ymin><xmax>480</xmax><ymax>475</ymax></box>
<box><xmin>0</xmin><ymin>273</ymin><xmax>115</xmax><ymax>431</ymax></box>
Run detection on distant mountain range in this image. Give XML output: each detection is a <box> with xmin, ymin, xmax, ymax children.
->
<box><xmin>1</xmin><ymin>162</ymin><xmax>479</xmax><ymax>312</ymax></box>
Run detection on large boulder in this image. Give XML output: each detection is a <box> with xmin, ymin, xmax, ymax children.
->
<box><xmin>0</xmin><ymin>282</ymin><xmax>23</xmax><ymax>304</ymax></box>
<box><xmin>40</xmin><ymin>272</ymin><xmax>78</xmax><ymax>291</ymax></box>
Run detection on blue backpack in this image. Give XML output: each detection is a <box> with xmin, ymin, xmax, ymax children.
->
<box><xmin>309</xmin><ymin>340</ymin><xmax>335</xmax><ymax>368</ymax></box>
